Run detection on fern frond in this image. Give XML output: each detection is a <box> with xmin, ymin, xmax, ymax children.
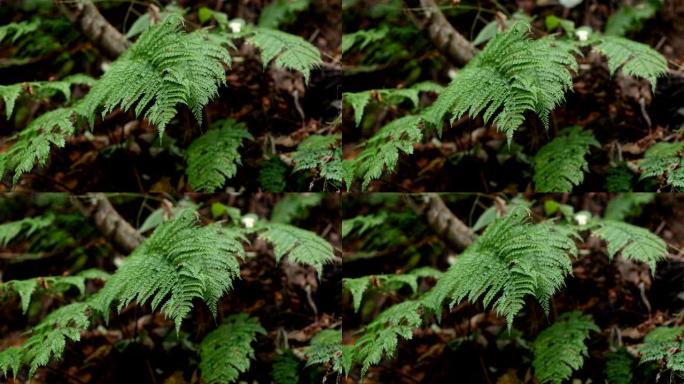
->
<box><xmin>533</xmin><ymin>126</ymin><xmax>599</xmax><ymax>192</ymax></box>
<box><xmin>186</xmin><ymin>119</ymin><xmax>252</xmax><ymax>192</ymax></box>
<box><xmin>428</xmin><ymin>24</ymin><xmax>577</xmax><ymax>141</ymax></box>
<box><xmin>639</xmin><ymin>142</ymin><xmax>684</xmax><ymax>190</ymax></box>
<box><xmin>594</xmin><ymin>36</ymin><xmax>668</xmax><ymax>90</ymax></box>
<box><xmin>259</xmin><ymin>156</ymin><xmax>289</xmax><ymax>192</ymax></box>
<box><xmin>0</xmin><ymin>75</ymin><xmax>95</xmax><ymax>119</ymax></box>
<box><xmin>351</xmin><ymin>115</ymin><xmax>423</xmax><ymax>190</ymax></box>
<box><xmin>243</xmin><ymin>26</ymin><xmax>322</xmax><ymax>83</ymax></box>
<box><xmin>0</xmin><ymin>108</ymin><xmax>76</xmax><ymax>183</ymax></box>
<box><xmin>199</xmin><ymin>313</ymin><xmax>266</xmax><ymax>384</ymax></box>
<box><xmin>258</xmin><ymin>0</ymin><xmax>310</xmax><ymax>28</ymax></box>
<box><xmin>92</xmin><ymin>210</ymin><xmax>244</xmax><ymax>332</ymax></box>
<box><xmin>342</xmin><ymin>212</ymin><xmax>387</xmax><ymax>237</ymax></box>
<box><xmin>272</xmin><ymin>350</ymin><xmax>300</xmax><ymax>384</ymax></box>
<box><xmin>605</xmin><ymin>1</ymin><xmax>660</xmax><ymax>37</ymax></box>
<box><xmin>343</xmin><ymin>83</ymin><xmax>441</xmax><ymax>126</ymax></box>
<box><xmin>532</xmin><ymin>311</ymin><xmax>598</xmax><ymax>384</ymax></box>
<box><xmin>292</xmin><ymin>134</ymin><xmax>343</xmax><ymax>187</ymax></box>
<box><xmin>605</xmin><ymin>163</ymin><xmax>634</xmax><ymax>192</ymax></box>
<box><xmin>0</xmin><ymin>215</ymin><xmax>53</xmax><ymax>247</ymax></box>
<box><xmin>639</xmin><ymin>326</ymin><xmax>684</xmax><ymax>375</ymax></box>
<box><xmin>77</xmin><ymin>16</ymin><xmax>230</xmax><ymax>135</ymax></box>
<box><xmin>353</xmin><ymin>300</ymin><xmax>422</xmax><ymax>376</ymax></box>
<box><xmin>342</xmin><ymin>26</ymin><xmax>389</xmax><ymax>53</ymax></box>
<box><xmin>0</xmin><ymin>302</ymin><xmax>92</xmax><ymax>378</ymax></box>
<box><xmin>605</xmin><ymin>348</ymin><xmax>634</xmax><ymax>384</ymax></box>
<box><xmin>271</xmin><ymin>193</ymin><xmax>323</xmax><ymax>224</ymax></box>
<box><xmin>0</xmin><ymin>19</ymin><xmax>40</xmax><ymax>43</ymax></box>
<box><xmin>344</xmin><ymin>268</ymin><xmax>441</xmax><ymax>312</ymax></box>
<box><xmin>604</xmin><ymin>193</ymin><xmax>655</xmax><ymax>221</ymax></box>
<box><xmin>424</xmin><ymin>206</ymin><xmax>577</xmax><ymax>329</ymax></box>
<box><xmin>305</xmin><ymin>329</ymin><xmax>344</xmax><ymax>374</ymax></box>
<box><xmin>258</xmin><ymin>223</ymin><xmax>334</xmax><ymax>277</ymax></box>
<box><xmin>590</xmin><ymin>219</ymin><xmax>667</xmax><ymax>272</ymax></box>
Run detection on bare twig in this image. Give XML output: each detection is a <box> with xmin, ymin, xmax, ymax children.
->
<box><xmin>406</xmin><ymin>194</ymin><xmax>476</xmax><ymax>250</ymax></box>
<box><xmin>71</xmin><ymin>194</ymin><xmax>144</xmax><ymax>253</ymax></box>
<box><xmin>403</xmin><ymin>0</ymin><xmax>478</xmax><ymax>66</ymax></box>
<box><xmin>55</xmin><ymin>0</ymin><xmax>130</xmax><ymax>59</ymax></box>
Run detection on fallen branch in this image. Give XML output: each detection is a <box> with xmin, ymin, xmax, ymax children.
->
<box><xmin>406</xmin><ymin>194</ymin><xmax>475</xmax><ymax>250</ymax></box>
<box><xmin>55</xmin><ymin>0</ymin><xmax>130</xmax><ymax>59</ymax></box>
<box><xmin>71</xmin><ymin>194</ymin><xmax>144</xmax><ymax>253</ymax></box>
<box><xmin>404</xmin><ymin>0</ymin><xmax>478</xmax><ymax>66</ymax></box>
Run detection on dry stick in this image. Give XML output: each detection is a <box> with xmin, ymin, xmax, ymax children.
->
<box><xmin>406</xmin><ymin>194</ymin><xmax>475</xmax><ymax>250</ymax></box>
<box><xmin>55</xmin><ymin>0</ymin><xmax>130</xmax><ymax>59</ymax></box>
<box><xmin>404</xmin><ymin>0</ymin><xmax>479</xmax><ymax>66</ymax></box>
<box><xmin>71</xmin><ymin>194</ymin><xmax>144</xmax><ymax>254</ymax></box>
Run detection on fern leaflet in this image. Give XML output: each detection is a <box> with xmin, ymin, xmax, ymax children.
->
<box><xmin>639</xmin><ymin>326</ymin><xmax>684</xmax><ymax>375</ymax></box>
<box><xmin>258</xmin><ymin>223</ymin><xmax>334</xmax><ymax>276</ymax></box>
<box><xmin>0</xmin><ymin>215</ymin><xmax>53</xmax><ymax>247</ymax></box>
<box><xmin>0</xmin><ymin>108</ymin><xmax>76</xmax><ymax>183</ymax></box>
<box><xmin>639</xmin><ymin>142</ymin><xmax>684</xmax><ymax>190</ymax></box>
<box><xmin>594</xmin><ymin>36</ymin><xmax>668</xmax><ymax>90</ymax></box>
<box><xmin>351</xmin><ymin>115</ymin><xmax>423</xmax><ymax>190</ymax></box>
<box><xmin>531</xmin><ymin>311</ymin><xmax>599</xmax><ymax>384</ymax></box>
<box><xmin>423</xmin><ymin>206</ymin><xmax>577</xmax><ymax>329</ymax></box>
<box><xmin>199</xmin><ymin>313</ymin><xmax>266</xmax><ymax>384</ymax></box>
<box><xmin>427</xmin><ymin>24</ymin><xmax>577</xmax><ymax>141</ymax></box>
<box><xmin>92</xmin><ymin>210</ymin><xmax>244</xmax><ymax>332</ymax></box>
<box><xmin>533</xmin><ymin>126</ymin><xmax>599</xmax><ymax>192</ymax></box>
<box><xmin>0</xmin><ymin>302</ymin><xmax>91</xmax><ymax>378</ymax></box>
<box><xmin>186</xmin><ymin>119</ymin><xmax>252</xmax><ymax>192</ymax></box>
<box><xmin>0</xmin><ymin>74</ymin><xmax>95</xmax><ymax>119</ymax></box>
<box><xmin>605</xmin><ymin>348</ymin><xmax>634</xmax><ymax>384</ymax></box>
<box><xmin>292</xmin><ymin>134</ymin><xmax>343</xmax><ymax>187</ymax></box>
<box><xmin>77</xmin><ymin>16</ymin><xmax>230</xmax><ymax>135</ymax></box>
<box><xmin>272</xmin><ymin>350</ymin><xmax>300</xmax><ymax>384</ymax></box>
<box><xmin>242</xmin><ymin>25</ymin><xmax>322</xmax><ymax>83</ymax></box>
<box><xmin>590</xmin><ymin>219</ymin><xmax>668</xmax><ymax>272</ymax></box>
<box><xmin>305</xmin><ymin>329</ymin><xmax>345</xmax><ymax>374</ymax></box>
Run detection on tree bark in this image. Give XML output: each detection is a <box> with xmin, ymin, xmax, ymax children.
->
<box><xmin>55</xmin><ymin>0</ymin><xmax>130</xmax><ymax>59</ymax></box>
<box><xmin>406</xmin><ymin>194</ymin><xmax>475</xmax><ymax>250</ymax></box>
<box><xmin>71</xmin><ymin>194</ymin><xmax>144</xmax><ymax>253</ymax></box>
<box><xmin>404</xmin><ymin>0</ymin><xmax>478</xmax><ymax>66</ymax></box>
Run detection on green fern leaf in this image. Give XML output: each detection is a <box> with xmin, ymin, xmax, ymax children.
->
<box><xmin>532</xmin><ymin>311</ymin><xmax>599</xmax><ymax>384</ymax></box>
<box><xmin>92</xmin><ymin>210</ymin><xmax>244</xmax><ymax>332</ymax></box>
<box><xmin>258</xmin><ymin>156</ymin><xmax>289</xmax><ymax>192</ymax></box>
<box><xmin>292</xmin><ymin>134</ymin><xmax>343</xmax><ymax>187</ymax></box>
<box><xmin>594</xmin><ymin>36</ymin><xmax>668</xmax><ymax>90</ymax></box>
<box><xmin>186</xmin><ymin>119</ymin><xmax>252</xmax><ymax>192</ymax></box>
<box><xmin>342</xmin><ymin>26</ymin><xmax>389</xmax><ymax>53</ymax></box>
<box><xmin>604</xmin><ymin>193</ymin><xmax>654</xmax><ymax>221</ymax></box>
<box><xmin>353</xmin><ymin>300</ymin><xmax>422</xmax><ymax>376</ymax></box>
<box><xmin>77</xmin><ymin>16</ymin><xmax>230</xmax><ymax>135</ymax></box>
<box><xmin>351</xmin><ymin>115</ymin><xmax>422</xmax><ymax>190</ymax></box>
<box><xmin>424</xmin><ymin>206</ymin><xmax>577</xmax><ymax>329</ymax></box>
<box><xmin>305</xmin><ymin>329</ymin><xmax>344</xmax><ymax>374</ymax></box>
<box><xmin>0</xmin><ymin>215</ymin><xmax>53</xmax><ymax>247</ymax></box>
<box><xmin>199</xmin><ymin>313</ymin><xmax>266</xmax><ymax>384</ymax></box>
<box><xmin>605</xmin><ymin>163</ymin><xmax>634</xmax><ymax>192</ymax></box>
<box><xmin>639</xmin><ymin>326</ymin><xmax>684</xmax><ymax>375</ymax></box>
<box><xmin>0</xmin><ymin>19</ymin><xmax>40</xmax><ymax>43</ymax></box>
<box><xmin>258</xmin><ymin>223</ymin><xmax>334</xmax><ymax>277</ymax></box>
<box><xmin>258</xmin><ymin>0</ymin><xmax>310</xmax><ymax>29</ymax></box>
<box><xmin>590</xmin><ymin>219</ymin><xmax>667</xmax><ymax>272</ymax></box>
<box><xmin>0</xmin><ymin>302</ymin><xmax>92</xmax><ymax>378</ymax></box>
<box><xmin>605</xmin><ymin>1</ymin><xmax>660</xmax><ymax>37</ymax></box>
<box><xmin>342</xmin><ymin>212</ymin><xmax>387</xmax><ymax>238</ymax></box>
<box><xmin>272</xmin><ymin>350</ymin><xmax>300</xmax><ymax>384</ymax></box>
<box><xmin>271</xmin><ymin>193</ymin><xmax>323</xmax><ymax>224</ymax></box>
<box><xmin>533</xmin><ymin>126</ymin><xmax>599</xmax><ymax>192</ymax></box>
<box><xmin>640</xmin><ymin>142</ymin><xmax>684</xmax><ymax>190</ymax></box>
<box><xmin>605</xmin><ymin>348</ymin><xmax>634</xmax><ymax>384</ymax></box>
<box><xmin>0</xmin><ymin>108</ymin><xmax>76</xmax><ymax>183</ymax></box>
<box><xmin>243</xmin><ymin>26</ymin><xmax>322</xmax><ymax>83</ymax></box>
<box><xmin>343</xmin><ymin>277</ymin><xmax>371</xmax><ymax>312</ymax></box>
<box><xmin>428</xmin><ymin>24</ymin><xmax>577</xmax><ymax>141</ymax></box>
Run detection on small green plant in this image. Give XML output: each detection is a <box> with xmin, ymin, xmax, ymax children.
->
<box><xmin>639</xmin><ymin>326</ymin><xmax>684</xmax><ymax>376</ymax></box>
<box><xmin>531</xmin><ymin>311</ymin><xmax>599</xmax><ymax>384</ymax></box>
